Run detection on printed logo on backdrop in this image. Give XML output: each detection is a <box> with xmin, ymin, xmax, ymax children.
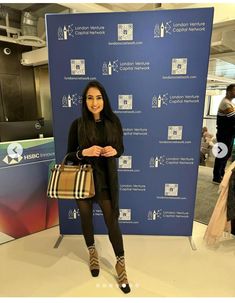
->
<box><xmin>108</xmin><ymin>23</ymin><xmax>143</xmax><ymax>46</ymax></box>
<box><xmin>168</xmin><ymin>126</ymin><xmax>183</xmax><ymax>140</ymax></box>
<box><xmin>114</xmin><ymin>95</ymin><xmax>142</xmax><ymax>114</ymax></box>
<box><xmin>165</xmin><ymin>183</ymin><xmax>179</xmax><ymax>196</ymax></box>
<box><xmin>123</xmin><ymin>127</ymin><xmax>147</xmax><ymax>136</ymax></box>
<box><xmin>148</xmin><ymin>209</ymin><xmax>162</xmax><ymax>220</ymax></box>
<box><xmin>159</xmin><ymin>126</ymin><xmax>192</xmax><ymax>145</ymax></box>
<box><xmin>118</xmin><ymin>156</ymin><xmax>140</xmax><ymax>172</ymax></box>
<box><xmin>118</xmin><ymin>95</ymin><xmax>132</xmax><ymax>110</ymax></box>
<box><xmin>149</xmin><ymin>156</ymin><xmax>166</xmax><ymax>168</ymax></box>
<box><xmin>172</xmin><ymin>58</ymin><xmax>187</xmax><ymax>75</ymax></box>
<box><xmin>68</xmin><ymin>209</ymin><xmax>104</xmax><ymax>219</ymax></box>
<box><xmin>119</xmin><ymin>209</ymin><xmax>140</xmax><ymax>224</ymax></box>
<box><xmin>120</xmin><ymin>184</ymin><xmax>146</xmax><ymax>192</ymax></box>
<box><xmin>154</xmin><ymin>21</ymin><xmax>206</xmax><ymax>39</ymax></box>
<box><xmin>102</xmin><ymin>60</ymin><xmax>119</xmax><ymax>75</ymax></box>
<box><xmin>119</xmin><ymin>209</ymin><xmax>131</xmax><ymax>221</ymax></box>
<box><xmin>62</xmin><ymin>94</ymin><xmax>82</xmax><ymax>108</ymax></box>
<box><xmin>152</xmin><ymin>94</ymin><xmax>168</xmax><ymax>108</ymax></box>
<box><xmin>102</xmin><ymin>59</ymin><xmax>150</xmax><ymax>75</ymax></box>
<box><xmin>68</xmin><ymin>209</ymin><xmax>80</xmax><ymax>220</ymax></box>
<box><xmin>119</xmin><ymin>156</ymin><xmax>132</xmax><ymax>169</ymax></box>
<box><xmin>71</xmin><ymin>59</ymin><xmax>85</xmax><ymax>75</ymax></box>
<box><xmin>154</xmin><ymin>21</ymin><xmax>172</xmax><ymax>38</ymax></box>
<box><xmin>58</xmin><ymin>24</ymin><xmax>74</xmax><ymax>40</ymax></box>
<box><xmin>64</xmin><ymin>59</ymin><xmax>96</xmax><ymax>81</ymax></box>
<box><xmin>149</xmin><ymin>155</ymin><xmax>194</xmax><ymax>167</ymax></box>
<box><xmin>3</xmin><ymin>143</ymin><xmax>23</xmax><ymax>165</ymax></box>
<box><xmin>162</xmin><ymin>58</ymin><xmax>197</xmax><ymax>80</ymax></box>
<box><xmin>57</xmin><ymin>24</ymin><xmax>105</xmax><ymax>40</ymax></box>
<box><xmin>156</xmin><ymin>183</ymin><xmax>187</xmax><ymax>200</ymax></box>
<box><xmin>118</xmin><ymin>24</ymin><xmax>133</xmax><ymax>41</ymax></box>
<box><xmin>152</xmin><ymin>93</ymin><xmax>200</xmax><ymax>109</ymax></box>
<box><xmin>148</xmin><ymin>209</ymin><xmax>190</xmax><ymax>220</ymax></box>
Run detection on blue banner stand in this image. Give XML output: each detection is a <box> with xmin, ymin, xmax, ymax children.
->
<box><xmin>46</xmin><ymin>8</ymin><xmax>213</xmax><ymax>251</ymax></box>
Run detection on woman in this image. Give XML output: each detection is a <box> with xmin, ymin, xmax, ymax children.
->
<box><xmin>67</xmin><ymin>80</ymin><xmax>130</xmax><ymax>294</ymax></box>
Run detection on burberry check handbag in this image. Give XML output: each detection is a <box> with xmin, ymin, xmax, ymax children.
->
<box><xmin>47</xmin><ymin>155</ymin><xmax>95</xmax><ymax>199</ymax></box>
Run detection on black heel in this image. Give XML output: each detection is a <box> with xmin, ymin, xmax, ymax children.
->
<box><xmin>116</xmin><ymin>256</ymin><xmax>131</xmax><ymax>294</ymax></box>
<box><xmin>120</xmin><ymin>283</ymin><xmax>131</xmax><ymax>294</ymax></box>
<box><xmin>91</xmin><ymin>269</ymin><xmax>99</xmax><ymax>277</ymax></box>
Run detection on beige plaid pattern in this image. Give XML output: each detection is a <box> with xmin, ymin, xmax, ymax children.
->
<box><xmin>47</xmin><ymin>164</ymin><xmax>95</xmax><ymax>199</ymax></box>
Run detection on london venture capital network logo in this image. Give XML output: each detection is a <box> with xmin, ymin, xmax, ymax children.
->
<box><xmin>102</xmin><ymin>60</ymin><xmax>119</xmax><ymax>76</ymax></box>
<box><xmin>154</xmin><ymin>21</ymin><xmax>172</xmax><ymax>38</ymax></box>
<box><xmin>57</xmin><ymin>24</ymin><xmax>74</xmax><ymax>40</ymax></box>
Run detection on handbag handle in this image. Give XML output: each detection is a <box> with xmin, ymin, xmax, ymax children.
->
<box><xmin>61</xmin><ymin>152</ymin><xmax>86</xmax><ymax>167</ymax></box>
<box><xmin>61</xmin><ymin>153</ymin><xmax>70</xmax><ymax>165</ymax></box>
<box><xmin>61</xmin><ymin>153</ymin><xmax>81</xmax><ymax>167</ymax></box>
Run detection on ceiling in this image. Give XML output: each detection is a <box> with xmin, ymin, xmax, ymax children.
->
<box><xmin>1</xmin><ymin>2</ymin><xmax>235</xmax><ymax>89</ymax></box>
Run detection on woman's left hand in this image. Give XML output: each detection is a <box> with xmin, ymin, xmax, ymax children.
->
<box><xmin>101</xmin><ymin>146</ymin><xmax>117</xmax><ymax>157</ymax></box>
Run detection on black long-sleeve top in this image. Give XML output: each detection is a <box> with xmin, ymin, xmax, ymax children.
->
<box><xmin>67</xmin><ymin>118</ymin><xmax>124</xmax><ymax>201</ymax></box>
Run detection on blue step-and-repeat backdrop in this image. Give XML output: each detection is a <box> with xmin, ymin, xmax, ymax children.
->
<box><xmin>46</xmin><ymin>8</ymin><xmax>213</xmax><ymax>236</ymax></box>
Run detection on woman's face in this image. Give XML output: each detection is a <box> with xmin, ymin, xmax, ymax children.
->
<box><xmin>86</xmin><ymin>87</ymin><xmax>104</xmax><ymax>120</ymax></box>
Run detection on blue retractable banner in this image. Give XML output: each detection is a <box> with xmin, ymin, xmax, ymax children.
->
<box><xmin>46</xmin><ymin>8</ymin><xmax>213</xmax><ymax>236</ymax></box>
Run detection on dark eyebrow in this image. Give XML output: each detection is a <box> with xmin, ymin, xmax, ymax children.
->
<box><xmin>87</xmin><ymin>94</ymin><xmax>102</xmax><ymax>97</ymax></box>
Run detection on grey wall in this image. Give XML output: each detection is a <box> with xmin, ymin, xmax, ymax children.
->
<box><xmin>203</xmin><ymin>95</ymin><xmax>217</xmax><ymax>136</ymax></box>
<box><xmin>0</xmin><ymin>41</ymin><xmax>38</xmax><ymax>121</ymax></box>
<box><xmin>34</xmin><ymin>65</ymin><xmax>52</xmax><ymax>121</ymax></box>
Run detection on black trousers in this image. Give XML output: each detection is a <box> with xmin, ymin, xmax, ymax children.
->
<box><xmin>213</xmin><ymin>132</ymin><xmax>234</xmax><ymax>181</ymax></box>
<box><xmin>76</xmin><ymin>198</ymin><xmax>124</xmax><ymax>257</ymax></box>
<box><xmin>231</xmin><ymin>220</ymin><xmax>235</xmax><ymax>235</ymax></box>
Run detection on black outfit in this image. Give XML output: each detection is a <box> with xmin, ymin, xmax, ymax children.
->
<box><xmin>199</xmin><ymin>152</ymin><xmax>206</xmax><ymax>166</ymax></box>
<box><xmin>67</xmin><ymin>117</ymin><xmax>125</xmax><ymax>256</ymax></box>
<box><xmin>213</xmin><ymin>132</ymin><xmax>235</xmax><ymax>181</ymax></box>
<box><xmin>227</xmin><ymin>168</ymin><xmax>235</xmax><ymax>235</ymax></box>
<box><xmin>213</xmin><ymin>98</ymin><xmax>235</xmax><ymax>182</ymax></box>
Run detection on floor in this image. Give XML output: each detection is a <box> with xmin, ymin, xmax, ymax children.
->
<box><xmin>0</xmin><ymin>222</ymin><xmax>234</xmax><ymax>298</ymax></box>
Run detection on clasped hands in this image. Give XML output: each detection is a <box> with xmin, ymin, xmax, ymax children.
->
<box><xmin>83</xmin><ymin>145</ymin><xmax>117</xmax><ymax>157</ymax></box>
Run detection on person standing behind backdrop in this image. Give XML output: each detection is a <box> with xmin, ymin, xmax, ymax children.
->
<box><xmin>66</xmin><ymin>80</ymin><xmax>131</xmax><ymax>294</ymax></box>
<box><xmin>213</xmin><ymin>84</ymin><xmax>235</xmax><ymax>184</ymax></box>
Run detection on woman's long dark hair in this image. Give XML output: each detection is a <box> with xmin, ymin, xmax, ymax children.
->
<box><xmin>79</xmin><ymin>80</ymin><xmax>122</xmax><ymax>148</ymax></box>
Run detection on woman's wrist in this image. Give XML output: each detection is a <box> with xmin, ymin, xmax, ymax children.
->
<box><xmin>81</xmin><ymin>149</ymin><xmax>87</xmax><ymax>156</ymax></box>
<box><xmin>76</xmin><ymin>149</ymin><xmax>84</xmax><ymax>160</ymax></box>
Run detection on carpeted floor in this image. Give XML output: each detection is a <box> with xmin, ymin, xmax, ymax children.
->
<box><xmin>194</xmin><ymin>165</ymin><xmax>220</xmax><ymax>225</ymax></box>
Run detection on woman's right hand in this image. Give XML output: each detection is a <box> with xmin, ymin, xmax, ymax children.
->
<box><xmin>82</xmin><ymin>145</ymin><xmax>103</xmax><ymax>157</ymax></box>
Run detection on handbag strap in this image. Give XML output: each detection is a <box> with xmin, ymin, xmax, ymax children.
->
<box><xmin>61</xmin><ymin>153</ymin><xmax>81</xmax><ymax>168</ymax></box>
<box><xmin>61</xmin><ymin>153</ymin><xmax>70</xmax><ymax>165</ymax></box>
<box><xmin>60</xmin><ymin>152</ymin><xmax>87</xmax><ymax>167</ymax></box>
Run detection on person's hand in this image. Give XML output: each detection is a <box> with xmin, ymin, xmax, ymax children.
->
<box><xmin>101</xmin><ymin>146</ymin><xmax>117</xmax><ymax>157</ymax></box>
<box><xmin>82</xmin><ymin>145</ymin><xmax>103</xmax><ymax>157</ymax></box>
